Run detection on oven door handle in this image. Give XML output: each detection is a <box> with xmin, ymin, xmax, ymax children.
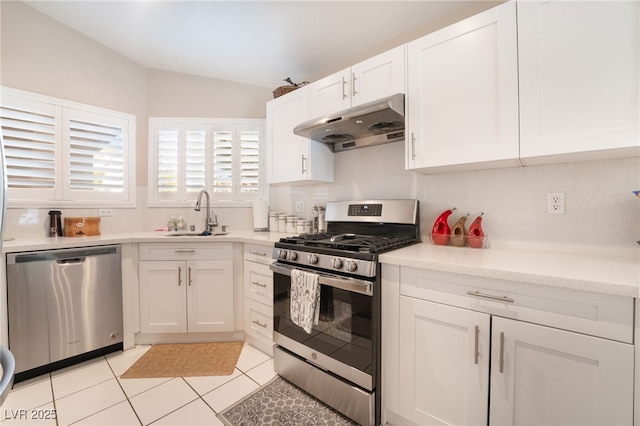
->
<box><xmin>270</xmin><ymin>262</ymin><xmax>373</xmax><ymax>296</ymax></box>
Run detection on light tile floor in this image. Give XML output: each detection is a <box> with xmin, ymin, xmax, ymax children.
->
<box><xmin>0</xmin><ymin>343</ymin><xmax>276</xmax><ymax>426</ymax></box>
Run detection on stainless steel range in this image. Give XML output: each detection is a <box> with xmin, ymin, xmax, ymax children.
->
<box><xmin>271</xmin><ymin>199</ymin><xmax>419</xmax><ymax>426</ymax></box>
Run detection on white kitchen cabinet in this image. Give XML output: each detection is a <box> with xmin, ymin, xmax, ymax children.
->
<box><xmin>138</xmin><ymin>243</ymin><xmax>234</xmax><ymax>334</ymax></box>
<box><xmin>384</xmin><ymin>266</ymin><xmax>635</xmax><ymax>426</ymax></box>
<box><xmin>243</xmin><ymin>244</ymin><xmax>274</xmax><ymax>355</ymax></box>
<box><xmin>398</xmin><ymin>296</ymin><xmax>490</xmax><ymax>425</ymax></box>
<box><xmin>490</xmin><ymin>317</ymin><xmax>634</xmax><ymax>426</ymax></box>
<box><xmin>266</xmin><ymin>86</ymin><xmax>333</xmax><ymax>185</ymax></box>
<box><xmin>308</xmin><ymin>45</ymin><xmax>406</xmax><ymax>118</ymax></box>
<box><xmin>518</xmin><ymin>0</ymin><xmax>640</xmax><ymax>165</ymax></box>
<box><xmin>406</xmin><ymin>2</ymin><xmax>519</xmax><ymax>173</ymax></box>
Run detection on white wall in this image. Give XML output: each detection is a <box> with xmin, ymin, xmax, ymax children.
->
<box><xmin>275</xmin><ymin>142</ymin><xmax>640</xmax><ymax>257</ymax></box>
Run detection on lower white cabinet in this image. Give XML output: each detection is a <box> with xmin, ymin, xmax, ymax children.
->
<box><xmin>243</xmin><ymin>244</ymin><xmax>274</xmax><ymax>355</ymax></box>
<box><xmin>386</xmin><ymin>266</ymin><xmax>635</xmax><ymax>426</ymax></box>
<box><xmin>139</xmin><ymin>243</ymin><xmax>234</xmax><ymax>334</ymax></box>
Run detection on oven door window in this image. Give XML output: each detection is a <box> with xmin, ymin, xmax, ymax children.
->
<box><xmin>273</xmin><ymin>272</ymin><xmax>373</xmax><ymax>375</ymax></box>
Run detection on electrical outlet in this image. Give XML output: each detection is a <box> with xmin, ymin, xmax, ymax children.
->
<box><xmin>547</xmin><ymin>192</ymin><xmax>565</xmax><ymax>215</ymax></box>
<box><xmin>296</xmin><ymin>201</ymin><xmax>305</xmax><ymax>213</ymax></box>
<box><xmin>99</xmin><ymin>208</ymin><xmax>113</xmax><ymax>217</ymax></box>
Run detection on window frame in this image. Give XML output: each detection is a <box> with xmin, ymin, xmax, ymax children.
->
<box><xmin>0</xmin><ymin>86</ymin><xmax>136</xmax><ymax>208</ymax></box>
<box><xmin>148</xmin><ymin>117</ymin><xmax>267</xmax><ymax>208</ymax></box>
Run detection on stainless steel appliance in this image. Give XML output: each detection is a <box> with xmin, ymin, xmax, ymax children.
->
<box><xmin>7</xmin><ymin>245</ymin><xmax>123</xmax><ymax>381</ymax></box>
<box><xmin>271</xmin><ymin>199</ymin><xmax>419</xmax><ymax>426</ymax></box>
<box><xmin>293</xmin><ymin>93</ymin><xmax>405</xmax><ymax>152</ymax></box>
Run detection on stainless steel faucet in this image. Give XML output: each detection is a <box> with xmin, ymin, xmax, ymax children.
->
<box><xmin>194</xmin><ymin>189</ymin><xmax>218</xmax><ymax>234</ymax></box>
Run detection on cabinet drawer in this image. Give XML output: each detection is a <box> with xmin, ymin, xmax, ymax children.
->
<box><xmin>244</xmin><ymin>244</ymin><xmax>273</xmax><ymax>265</ymax></box>
<box><xmin>244</xmin><ymin>261</ymin><xmax>273</xmax><ymax>306</ymax></box>
<box><xmin>244</xmin><ymin>299</ymin><xmax>273</xmax><ymax>341</ymax></box>
<box><xmin>400</xmin><ymin>267</ymin><xmax>634</xmax><ymax>343</ymax></box>
<box><xmin>139</xmin><ymin>243</ymin><xmax>232</xmax><ymax>261</ymax></box>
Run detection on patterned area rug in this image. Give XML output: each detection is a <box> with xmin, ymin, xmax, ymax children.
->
<box><xmin>218</xmin><ymin>376</ymin><xmax>358</xmax><ymax>426</ymax></box>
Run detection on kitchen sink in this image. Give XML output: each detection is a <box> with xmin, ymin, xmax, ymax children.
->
<box><xmin>163</xmin><ymin>231</ymin><xmax>229</xmax><ymax>237</ymax></box>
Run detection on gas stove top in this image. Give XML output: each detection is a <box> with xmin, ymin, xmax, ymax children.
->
<box><xmin>277</xmin><ymin>232</ymin><xmax>417</xmax><ymax>254</ymax></box>
<box><xmin>272</xmin><ymin>199</ymin><xmax>420</xmax><ymax>278</ymax></box>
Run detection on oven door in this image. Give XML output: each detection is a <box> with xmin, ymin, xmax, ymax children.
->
<box><xmin>271</xmin><ymin>261</ymin><xmax>375</xmax><ymax>391</ymax></box>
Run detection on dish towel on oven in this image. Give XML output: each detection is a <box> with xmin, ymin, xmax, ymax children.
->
<box><xmin>290</xmin><ymin>269</ymin><xmax>320</xmax><ymax>334</ymax></box>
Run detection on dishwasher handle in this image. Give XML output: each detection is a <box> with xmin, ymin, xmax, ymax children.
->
<box><xmin>7</xmin><ymin>245</ymin><xmax>120</xmax><ymax>265</ymax></box>
<box><xmin>56</xmin><ymin>257</ymin><xmax>85</xmax><ymax>264</ymax></box>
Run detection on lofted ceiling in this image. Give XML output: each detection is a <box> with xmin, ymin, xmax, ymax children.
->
<box><xmin>23</xmin><ymin>1</ymin><xmax>473</xmax><ymax>89</ymax></box>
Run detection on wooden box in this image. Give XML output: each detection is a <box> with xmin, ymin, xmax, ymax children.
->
<box><xmin>64</xmin><ymin>217</ymin><xmax>101</xmax><ymax>237</ymax></box>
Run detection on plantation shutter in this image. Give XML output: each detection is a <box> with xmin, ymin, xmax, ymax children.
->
<box><xmin>157</xmin><ymin>128</ymin><xmax>180</xmax><ymax>196</ymax></box>
<box><xmin>0</xmin><ymin>95</ymin><xmax>60</xmax><ymax>201</ymax></box>
<box><xmin>185</xmin><ymin>130</ymin><xmax>206</xmax><ymax>194</ymax></box>
<box><xmin>65</xmin><ymin>108</ymin><xmax>128</xmax><ymax>201</ymax></box>
<box><xmin>212</xmin><ymin>129</ymin><xmax>233</xmax><ymax>196</ymax></box>
<box><xmin>239</xmin><ymin>129</ymin><xmax>260</xmax><ymax>194</ymax></box>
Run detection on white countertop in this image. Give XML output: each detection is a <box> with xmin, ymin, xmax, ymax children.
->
<box><xmin>380</xmin><ymin>243</ymin><xmax>640</xmax><ymax>298</ymax></box>
<box><xmin>3</xmin><ymin>233</ymin><xmax>638</xmax><ymax>298</ymax></box>
<box><xmin>1</xmin><ymin>230</ymin><xmax>281</xmax><ymax>253</ymax></box>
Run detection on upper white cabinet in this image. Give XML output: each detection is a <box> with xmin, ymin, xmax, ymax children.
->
<box><xmin>308</xmin><ymin>45</ymin><xmax>406</xmax><ymax>118</ymax></box>
<box><xmin>266</xmin><ymin>86</ymin><xmax>334</xmax><ymax>185</ymax></box>
<box><xmin>406</xmin><ymin>2</ymin><xmax>520</xmax><ymax>173</ymax></box>
<box><xmin>518</xmin><ymin>0</ymin><xmax>640</xmax><ymax>164</ymax></box>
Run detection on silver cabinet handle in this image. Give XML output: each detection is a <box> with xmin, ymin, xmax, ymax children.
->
<box><xmin>411</xmin><ymin>133</ymin><xmax>416</xmax><ymax>160</ymax></box>
<box><xmin>342</xmin><ymin>76</ymin><xmax>347</xmax><ymax>99</ymax></box>
<box><xmin>175</xmin><ymin>249</ymin><xmax>196</xmax><ymax>254</ymax></box>
<box><xmin>252</xmin><ymin>320</ymin><xmax>267</xmax><ymax>328</ymax></box>
<box><xmin>188</xmin><ymin>266</ymin><xmax>193</xmax><ymax>286</ymax></box>
<box><xmin>301</xmin><ymin>154</ymin><xmax>307</xmax><ymax>174</ymax></box>
<box><xmin>251</xmin><ymin>281</ymin><xmax>267</xmax><ymax>288</ymax></box>
<box><xmin>474</xmin><ymin>325</ymin><xmax>480</xmax><ymax>365</ymax></box>
<box><xmin>178</xmin><ymin>266</ymin><xmax>182</xmax><ymax>286</ymax></box>
<box><xmin>250</xmin><ymin>249</ymin><xmax>268</xmax><ymax>257</ymax></box>
<box><xmin>499</xmin><ymin>332</ymin><xmax>505</xmax><ymax>374</ymax></box>
<box><xmin>467</xmin><ymin>291</ymin><xmax>514</xmax><ymax>303</ymax></box>
<box><xmin>352</xmin><ymin>73</ymin><xmax>357</xmax><ymax>97</ymax></box>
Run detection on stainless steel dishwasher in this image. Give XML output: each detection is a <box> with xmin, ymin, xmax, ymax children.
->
<box><xmin>7</xmin><ymin>245</ymin><xmax>123</xmax><ymax>377</ymax></box>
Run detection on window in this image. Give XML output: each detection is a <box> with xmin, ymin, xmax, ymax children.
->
<box><xmin>0</xmin><ymin>87</ymin><xmax>136</xmax><ymax>208</ymax></box>
<box><xmin>149</xmin><ymin>118</ymin><xmax>266</xmax><ymax>207</ymax></box>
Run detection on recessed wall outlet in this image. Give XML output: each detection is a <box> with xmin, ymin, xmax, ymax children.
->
<box><xmin>546</xmin><ymin>192</ymin><xmax>565</xmax><ymax>215</ymax></box>
<box><xmin>99</xmin><ymin>208</ymin><xmax>113</xmax><ymax>217</ymax></box>
<box><xmin>295</xmin><ymin>201</ymin><xmax>305</xmax><ymax>213</ymax></box>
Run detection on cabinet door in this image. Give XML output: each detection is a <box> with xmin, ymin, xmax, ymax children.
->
<box><xmin>186</xmin><ymin>260</ymin><xmax>234</xmax><ymax>332</ymax></box>
<box><xmin>352</xmin><ymin>45</ymin><xmax>405</xmax><ymax>107</ymax></box>
<box><xmin>399</xmin><ymin>296</ymin><xmax>490</xmax><ymax>425</ymax></box>
<box><xmin>308</xmin><ymin>69</ymin><xmax>351</xmax><ymax>118</ymax></box>
<box><xmin>518</xmin><ymin>1</ymin><xmax>640</xmax><ymax>164</ymax></box>
<box><xmin>139</xmin><ymin>261</ymin><xmax>186</xmax><ymax>333</ymax></box>
<box><xmin>406</xmin><ymin>2</ymin><xmax>519</xmax><ymax>172</ymax></box>
<box><xmin>490</xmin><ymin>317</ymin><xmax>634</xmax><ymax>426</ymax></box>
<box><xmin>266</xmin><ymin>87</ymin><xmax>333</xmax><ymax>184</ymax></box>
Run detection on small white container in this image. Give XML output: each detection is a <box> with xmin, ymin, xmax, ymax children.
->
<box><xmin>296</xmin><ymin>219</ymin><xmax>311</xmax><ymax>234</ymax></box>
<box><xmin>278</xmin><ymin>214</ymin><xmax>288</xmax><ymax>232</ymax></box>
<box><xmin>286</xmin><ymin>216</ymin><xmax>298</xmax><ymax>234</ymax></box>
<box><xmin>269</xmin><ymin>212</ymin><xmax>280</xmax><ymax>231</ymax></box>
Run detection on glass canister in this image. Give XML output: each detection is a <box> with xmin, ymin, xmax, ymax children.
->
<box><xmin>297</xmin><ymin>219</ymin><xmax>311</xmax><ymax>234</ymax></box>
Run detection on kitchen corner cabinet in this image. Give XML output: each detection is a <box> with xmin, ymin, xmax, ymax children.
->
<box><xmin>384</xmin><ymin>266</ymin><xmax>634</xmax><ymax>426</ymax></box>
<box><xmin>518</xmin><ymin>0</ymin><xmax>640</xmax><ymax>165</ymax></box>
<box><xmin>138</xmin><ymin>243</ymin><xmax>234</xmax><ymax>334</ymax></box>
<box><xmin>266</xmin><ymin>86</ymin><xmax>333</xmax><ymax>185</ymax></box>
<box><xmin>406</xmin><ymin>2</ymin><xmax>519</xmax><ymax>173</ymax></box>
<box><xmin>307</xmin><ymin>45</ymin><xmax>406</xmax><ymax>118</ymax></box>
<box><xmin>242</xmin><ymin>244</ymin><xmax>274</xmax><ymax>356</ymax></box>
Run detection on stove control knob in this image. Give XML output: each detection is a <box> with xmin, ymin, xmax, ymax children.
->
<box><xmin>288</xmin><ymin>251</ymin><xmax>298</xmax><ymax>261</ymax></box>
<box><xmin>332</xmin><ymin>258</ymin><xmax>344</xmax><ymax>269</ymax></box>
<box><xmin>278</xmin><ymin>249</ymin><xmax>288</xmax><ymax>260</ymax></box>
<box><xmin>308</xmin><ymin>254</ymin><xmax>319</xmax><ymax>265</ymax></box>
<box><xmin>345</xmin><ymin>261</ymin><xmax>358</xmax><ymax>273</ymax></box>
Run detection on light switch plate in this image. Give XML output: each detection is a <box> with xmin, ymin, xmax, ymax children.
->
<box><xmin>99</xmin><ymin>208</ymin><xmax>113</xmax><ymax>217</ymax></box>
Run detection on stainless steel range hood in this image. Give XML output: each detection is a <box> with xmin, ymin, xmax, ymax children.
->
<box><xmin>293</xmin><ymin>93</ymin><xmax>404</xmax><ymax>152</ymax></box>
